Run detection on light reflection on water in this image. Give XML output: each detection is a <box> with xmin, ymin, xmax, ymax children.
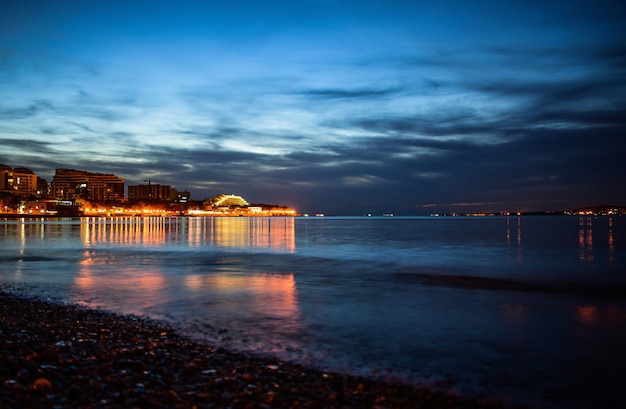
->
<box><xmin>76</xmin><ymin>250</ymin><xmax>171</xmax><ymax>314</ymax></box>
<box><xmin>78</xmin><ymin>216</ymin><xmax>296</xmax><ymax>252</ymax></box>
<box><xmin>1</xmin><ymin>216</ymin><xmax>626</xmax><ymax>408</ymax></box>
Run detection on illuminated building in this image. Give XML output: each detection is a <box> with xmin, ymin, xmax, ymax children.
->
<box><xmin>171</xmin><ymin>189</ymin><xmax>190</xmax><ymax>203</ymax></box>
<box><xmin>51</xmin><ymin>168</ymin><xmax>125</xmax><ymax>202</ymax></box>
<box><xmin>22</xmin><ymin>201</ymin><xmax>49</xmax><ymax>214</ymax></box>
<box><xmin>36</xmin><ymin>176</ymin><xmax>49</xmax><ymax>197</ymax></box>
<box><xmin>128</xmin><ymin>183</ymin><xmax>172</xmax><ymax>200</ymax></box>
<box><xmin>211</xmin><ymin>193</ymin><xmax>249</xmax><ymax>208</ymax></box>
<box><xmin>128</xmin><ymin>184</ymin><xmax>190</xmax><ymax>206</ymax></box>
<box><xmin>0</xmin><ymin>165</ymin><xmax>39</xmax><ymax>198</ymax></box>
<box><xmin>195</xmin><ymin>194</ymin><xmax>297</xmax><ymax>216</ymax></box>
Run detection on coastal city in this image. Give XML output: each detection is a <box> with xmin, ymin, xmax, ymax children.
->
<box><xmin>2</xmin><ymin>163</ymin><xmax>624</xmax><ymax>218</ymax></box>
<box><xmin>0</xmin><ymin>164</ymin><xmax>297</xmax><ymax>217</ymax></box>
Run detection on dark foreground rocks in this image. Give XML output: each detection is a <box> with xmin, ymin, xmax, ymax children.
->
<box><xmin>1</xmin><ymin>292</ymin><xmax>520</xmax><ymax>408</ymax></box>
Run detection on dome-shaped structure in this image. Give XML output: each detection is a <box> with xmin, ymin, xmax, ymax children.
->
<box><xmin>212</xmin><ymin>193</ymin><xmax>249</xmax><ymax>208</ymax></box>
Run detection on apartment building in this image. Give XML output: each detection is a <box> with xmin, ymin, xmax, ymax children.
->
<box><xmin>128</xmin><ymin>183</ymin><xmax>172</xmax><ymax>201</ymax></box>
<box><xmin>51</xmin><ymin>168</ymin><xmax>125</xmax><ymax>202</ymax></box>
<box><xmin>0</xmin><ymin>165</ymin><xmax>39</xmax><ymax>198</ymax></box>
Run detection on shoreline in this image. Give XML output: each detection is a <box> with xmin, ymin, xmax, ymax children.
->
<box><xmin>0</xmin><ymin>214</ymin><xmax>298</xmax><ymax>219</ymax></box>
<box><xmin>0</xmin><ymin>291</ymin><xmax>522</xmax><ymax>408</ymax></box>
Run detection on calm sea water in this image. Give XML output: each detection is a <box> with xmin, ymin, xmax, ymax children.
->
<box><xmin>1</xmin><ymin>216</ymin><xmax>625</xmax><ymax>408</ymax></box>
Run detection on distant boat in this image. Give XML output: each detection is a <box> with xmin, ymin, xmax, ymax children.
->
<box><xmin>315</xmin><ymin>213</ymin><xmax>325</xmax><ymax>217</ymax></box>
<box><xmin>383</xmin><ymin>213</ymin><xmax>394</xmax><ymax>217</ymax></box>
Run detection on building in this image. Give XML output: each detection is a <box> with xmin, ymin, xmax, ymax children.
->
<box><xmin>37</xmin><ymin>176</ymin><xmax>49</xmax><ymax>197</ymax></box>
<box><xmin>127</xmin><ymin>184</ymin><xmax>190</xmax><ymax>204</ymax></box>
<box><xmin>21</xmin><ymin>199</ymin><xmax>80</xmax><ymax>216</ymax></box>
<box><xmin>170</xmin><ymin>189</ymin><xmax>190</xmax><ymax>203</ymax></box>
<box><xmin>0</xmin><ymin>165</ymin><xmax>40</xmax><ymax>198</ymax></box>
<box><xmin>12</xmin><ymin>168</ymin><xmax>38</xmax><ymax>198</ymax></box>
<box><xmin>210</xmin><ymin>193</ymin><xmax>249</xmax><ymax>208</ymax></box>
<box><xmin>22</xmin><ymin>201</ymin><xmax>49</xmax><ymax>215</ymax></box>
<box><xmin>51</xmin><ymin>168</ymin><xmax>125</xmax><ymax>202</ymax></box>
<box><xmin>128</xmin><ymin>183</ymin><xmax>172</xmax><ymax>201</ymax></box>
<box><xmin>0</xmin><ymin>165</ymin><xmax>14</xmax><ymax>194</ymax></box>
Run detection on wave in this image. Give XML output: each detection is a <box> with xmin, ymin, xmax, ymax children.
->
<box><xmin>0</xmin><ymin>255</ymin><xmax>61</xmax><ymax>263</ymax></box>
<box><xmin>392</xmin><ymin>271</ymin><xmax>626</xmax><ymax>298</ymax></box>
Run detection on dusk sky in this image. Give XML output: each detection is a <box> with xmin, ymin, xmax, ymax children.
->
<box><xmin>1</xmin><ymin>1</ymin><xmax>625</xmax><ymax>215</ymax></box>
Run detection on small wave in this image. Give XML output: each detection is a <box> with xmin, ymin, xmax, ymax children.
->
<box><xmin>0</xmin><ymin>255</ymin><xmax>60</xmax><ymax>263</ymax></box>
<box><xmin>393</xmin><ymin>271</ymin><xmax>626</xmax><ymax>298</ymax></box>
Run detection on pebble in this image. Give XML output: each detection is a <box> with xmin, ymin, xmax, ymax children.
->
<box><xmin>32</xmin><ymin>378</ymin><xmax>52</xmax><ymax>391</ymax></box>
<box><xmin>0</xmin><ymin>291</ymin><xmax>523</xmax><ymax>409</ymax></box>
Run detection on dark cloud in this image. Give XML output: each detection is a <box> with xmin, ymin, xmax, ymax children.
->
<box><xmin>67</xmin><ymin>121</ymin><xmax>95</xmax><ymax>133</ymax></box>
<box><xmin>296</xmin><ymin>87</ymin><xmax>401</xmax><ymax>100</ymax></box>
<box><xmin>0</xmin><ymin>138</ymin><xmax>56</xmax><ymax>155</ymax></box>
<box><xmin>0</xmin><ymin>100</ymin><xmax>53</xmax><ymax>120</ymax></box>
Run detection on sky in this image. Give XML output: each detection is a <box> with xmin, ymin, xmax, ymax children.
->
<box><xmin>1</xmin><ymin>0</ymin><xmax>625</xmax><ymax>215</ymax></box>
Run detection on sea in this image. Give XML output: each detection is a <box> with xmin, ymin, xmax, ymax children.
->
<box><xmin>1</xmin><ymin>215</ymin><xmax>625</xmax><ymax>408</ymax></box>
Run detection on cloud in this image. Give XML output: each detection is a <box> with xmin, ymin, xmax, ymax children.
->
<box><xmin>2</xmin><ymin>2</ymin><xmax>625</xmax><ymax>214</ymax></box>
<box><xmin>0</xmin><ymin>100</ymin><xmax>54</xmax><ymax>120</ymax></box>
<box><xmin>0</xmin><ymin>138</ymin><xmax>56</xmax><ymax>155</ymax></box>
<box><xmin>296</xmin><ymin>86</ymin><xmax>402</xmax><ymax>100</ymax></box>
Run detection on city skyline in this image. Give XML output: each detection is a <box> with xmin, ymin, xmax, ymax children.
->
<box><xmin>2</xmin><ymin>1</ymin><xmax>626</xmax><ymax>215</ymax></box>
<box><xmin>3</xmin><ymin>162</ymin><xmax>623</xmax><ymax>217</ymax></box>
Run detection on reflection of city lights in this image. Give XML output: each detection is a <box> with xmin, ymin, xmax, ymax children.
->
<box><xmin>576</xmin><ymin>305</ymin><xmax>599</xmax><ymax>324</ymax></box>
<box><xmin>506</xmin><ymin>217</ymin><xmax>522</xmax><ymax>262</ymax></box>
<box><xmin>81</xmin><ymin>217</ymin><xmax>177</xmax><ymax>247</ymax></box>
<box><xmin>184</xmin><ymin>274</ymin><xmax>204</xmax><ymax>290</ymax></box>
<box><xmin>607</xmin><ymin>306</ymin><xmax>626</xmax><ymax>325</ymax></box>
<box><xmin>76</xmin><ymin>250</ymin><xmax>167</xmax><ymax>293</ymax></box>
<box><xmin>76</xmin><ymin>252</ymin><xmax>97</xmax><ymax>288</ymax></box>
<box><xmin>503</xmin><ymin>303</ymin><xmax>528</xmax><ymax>318</ymax></box>
<box><xmin>184</xmin><ymin>273</ymin><xmax>298</xmax><ymax>320</ymax></box>
<box><xmin>578</xmin><ymin>217</ymin><xmax>594</xmax><ymax>262</ymax></box>
<box><xmin>575</xmin><ymin>305</ymin><xmax>626</xmax><ymax>327</ymax></box>
<box><xmin>506</xmin><ymin>217</ymin><xmax>510</xmax><ymax>244</ymax></box>
<box><xmin>516</xmin><ymin>217</ymin><xmax>522</xmax><ymax>261</ymax></box>
<box><xmin>188</xmin><ymin>217</ymin><xmax>296</xmax><ymax>252</ymax></box>
<box><xmin>608</xmin><ymin>218</ymin><xmax>615</xmax><ymax>264</ymax></box>
<box><xmin>79</xmin><ymin>216</ymin><xmax>295</xmax><ymax>252</ymax></box>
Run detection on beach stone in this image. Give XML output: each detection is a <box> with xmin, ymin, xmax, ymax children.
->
<box><xmin>66</xmin><ymin>384</ymin><xmax>81</xmax><ymax>400</ymax></box>
<box><xmin>31</xmin><ymin>378</ymin><xmax>52</xmax><ymax>392</ymax></box>
<box><xmin>0</xmin><ymin>291</ymin><xmax>519</xmax><ymax>409</ymax></box>
<box><xmin>17</xmin><ymin>368</ymin><xmax>31</xmax><ymax>383</ymax></box>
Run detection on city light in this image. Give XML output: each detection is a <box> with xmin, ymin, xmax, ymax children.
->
<box><xmin>1</xmin><ymin>164</ymin><xmax>298</xmax><ymax>217</ymax></box>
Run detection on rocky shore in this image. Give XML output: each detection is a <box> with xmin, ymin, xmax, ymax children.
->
<box><xmin>1</xmin><ymin>291</ymin><xmax>520</xmax><ymax>408</ymax></box>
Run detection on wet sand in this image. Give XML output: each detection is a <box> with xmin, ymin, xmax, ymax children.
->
<box><xmin>1</xmin><ymin>291</ymin><xmax>522</xmax><ymax>408</ymax></box>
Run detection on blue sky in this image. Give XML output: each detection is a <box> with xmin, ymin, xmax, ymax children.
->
<box><xmin>1</xmin><ymin>1</ymin><xmax>625</xmax><ymax>214</ymax></box>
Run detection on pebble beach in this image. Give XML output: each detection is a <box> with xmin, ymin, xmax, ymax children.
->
<box><xmin>0</xmin><ymin>291</ymin><xmax>521</xmax><ymax>409</ymax></box>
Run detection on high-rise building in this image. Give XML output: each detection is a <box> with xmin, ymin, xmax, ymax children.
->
<box><xmin>51</xmin><ymin>168</ymin><xmax>125</xmax><ymax>202</ymax></box>
<box><xmin>36</xmin><ymin>176</ymin><xmax>49</xmax><ymax>197</ymax></box>
<box><xmin>12</xmin><ymin>168</ymin><xmax>38</xmax><ymax>198</ymax></box>
<box><xmin>0</xmin><ymin>165</ymin><xmax>39</xmax><ymax>198</ymax></box>
<box><xmin>0</xmin><ymin>164</ymin><xmax>13</xmax><ymax>194</ymax></box>
<box><xmin>128</xmin><ymin>183</ymin><xmax>172</xmax><ymax>201</ymax></box>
